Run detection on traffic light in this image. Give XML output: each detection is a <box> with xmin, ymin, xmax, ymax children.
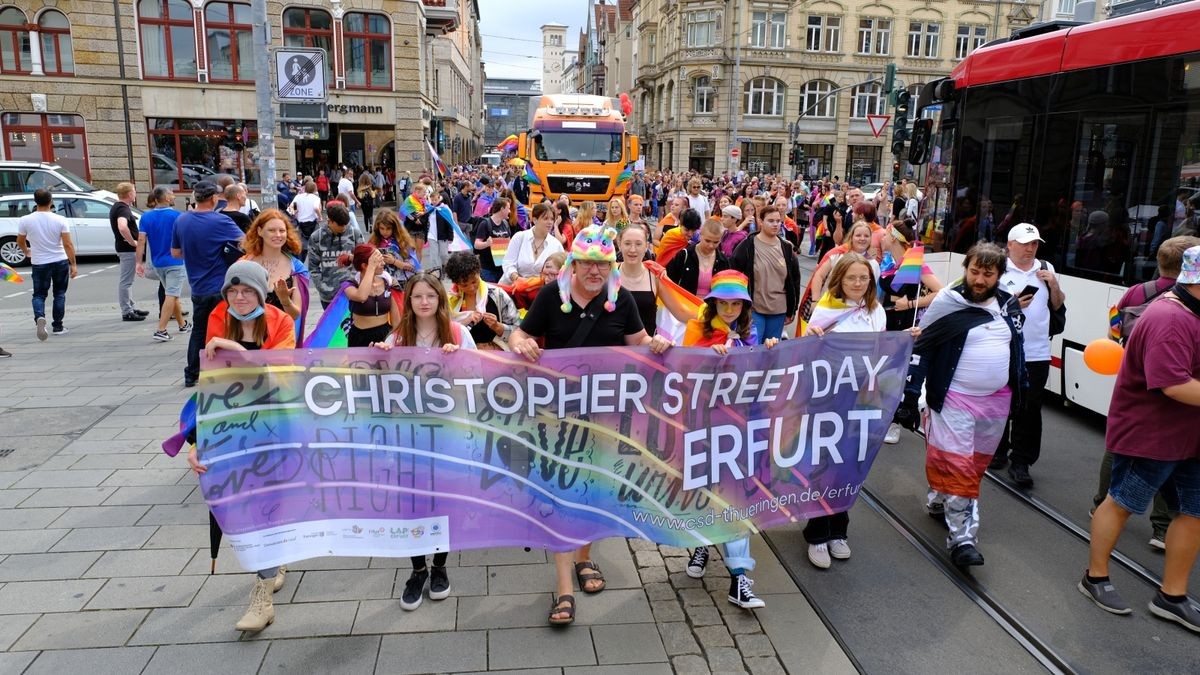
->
<box><xmin>789</xmin><ymin>143</ymin><xmax>804</xmax><ymax>167</ymax></box>
<box><xmin>892</xmin><ymin>139</ymin><xmax>906</xmax><ymax>156</ymax></box>
<box><xmin>883</xmin><ymin>64</ymin><xmax>896</xmax><ymax>100</ymax></box>
<box><xmin>892</xmin><ymin>90</ymin><xmax>911</xmax><ymax>157</ymax></box>
<box><xmin>892</xmin><ymin>161</ymin><xmax>902</xmax><ymax>180</ymax></box>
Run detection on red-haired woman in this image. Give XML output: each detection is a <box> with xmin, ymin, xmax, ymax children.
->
<box><xmin>240</xmin><ymin>208</ymin><xmax>311</xmax><ymax>339</ymax></box>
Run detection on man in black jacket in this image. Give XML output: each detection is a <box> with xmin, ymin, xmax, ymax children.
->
<box><xmin>894</xmin><ymin>243</ymin><xmax>1027</xmax><ymax>569</ymax></box>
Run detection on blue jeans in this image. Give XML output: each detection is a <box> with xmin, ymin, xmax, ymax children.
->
<box><xmin>751</xmin><ymin>312</ymin><xmax>786</xmax><ymax>342</ymax></box>
<box><xmin>31</xmin><ymin>259</ymin><xmax>70</xmax><ymax>331</ymax></box>
<box><xmin>1110</xmin><ymin>454</ymin><xmax>1200</xmax><ymax>518</ymax></box>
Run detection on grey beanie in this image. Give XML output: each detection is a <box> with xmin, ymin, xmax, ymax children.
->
<box><xmin>222</xmin><ymin>260</ymin><xmax>269</xmax><ymax>303</ymax></box>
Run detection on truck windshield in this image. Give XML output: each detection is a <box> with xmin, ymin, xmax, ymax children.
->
<box><xmin>535</xmin><ymin>132</ymin><xmax>622</xmax><ymax>163</ymax></box>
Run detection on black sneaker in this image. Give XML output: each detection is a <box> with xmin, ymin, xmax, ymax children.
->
<box><xmin>988</xmin><ymin>453</ymin><xmax>1008</xmax><ymax>471</ymax></box>
<box><xmin>133</xmin><ymin>309</ymin><xmax>150</xmax><ymax>317</ymax></box>
<box><xmin>1008</xmin><ymin>463</ymin><xmax>1033</xmax><ymax>487</ymax></box>
<box><xmin>950</xmin><ymin>544</ymin><xmax>984</xmax><ymax>568</ymax></box>
<box><xmin>428</xmin><ymin>565</ymin><xmax>450</xmax><ymax>600</ymax></box>
<box><xmin>184</xmin><ymin>379</ymin><xmax>197</xmax><ymax>388</ymax></box>
<box><xmin>1078</xmin><ymin>573</ymin><xmax>1132</xmax><ymax>615</ymax></box>
<box><xmin>728</xmin><ymin>574</ymin><xmax>765</xmax><ymax>609</ymax></box>
<box><xmin>1148</xmin><ymin>592</ymin><xmax>1200</xmax><ymax>633</ymax></box>
<box><xmin>400</xmin><ymin>568</ymin><xmax>428</xmax><ymax>611</ymax></box>
<box><xmin>122</xmin><ymin>313</ymin><xmax>146</xmax><ymax>322</ymax></box>
<box><xmin>686</xmin><ymin>546</ymin><xmax>709</xmax><ymax>579</ymax></box>
<box><xmin>0</xmin><ymin>347</ymin><xmax>11</xmax><ymax>358</ymax></box>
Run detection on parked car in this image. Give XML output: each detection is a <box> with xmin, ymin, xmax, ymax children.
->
<box><xmin>152</xmin><ymin>154</ymin><xmax>202</xmax><ymax>190</ymax></box>
<box><xmin>0</xmin><ymin>191</ymin><xmax>141</xmax><ymax>266</ymax></box>
<box><xmin>0</xmin><ymin>161</ymin><xmax>116</xmax><ymax>200</ymax></box>
<box><xmin>860</xmin><ymin>182</ymin><xmax>886</xmax><ymax>202</ymax></box>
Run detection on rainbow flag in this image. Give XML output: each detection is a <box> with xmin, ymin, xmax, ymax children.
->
<box><xmin>426</xmin><ymin>140</ymin><xmax>448</xmax><ymax>178</ymax></box>
<box><xmin>497</xmin><ymin>135</ymin><xmax>518</xmax><ymax>153</ymax></box>
<box><xmin>303</xmin><ymin>283</ymin><xmax>354</xmax><ymax>349</ymax></box>
<box><xmin>437</xmin><ymin>204</ymin><xmax>473</xmax><ymax>252</ymax></box>
<box><xmin>615</xmin><ymin>164</ymin><xmax>633</xmax><ymax>188</ymax></box>
<box><xmin>400</xmin><ymin>193</ymin><xmax>427</xmax><ymax>221</ymax></box>
<box><xmin>1108</xmin><ymin>305</ymin><xmax>1121</xmax><ymax>342</ymax></box>
<box><xmin>1</xmin><ymin>262</ymin><xmax>23</xmax><ymax>283</ymax></box>
<box><xmin>891</xmin><ymin>243</ymin><xmax>924</xmax><ymax>286</ymax></box>
<box><xmin>522</xmin><ymin>162</ymin><xmax>541</xmax><ymax>186</ymax></box>
<box><xmin>490</xmin><ymin>237</ymin><xmax>510</xmax><ymax>266</ymax></box>
<box><xmin>472</xmin><ymin>191</ymin><xmax>495</xmax><ymax>218</ymax></box>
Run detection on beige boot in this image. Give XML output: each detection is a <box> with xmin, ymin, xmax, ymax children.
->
<box><xmin>271</xmin><ymin>566</ymin><xmax>287</xmax><ymax>592</ymax></box>
<box><xmin>235</xmin><ymin>577</ymin><xmax>275</xmax><ymax>632</ymax></box>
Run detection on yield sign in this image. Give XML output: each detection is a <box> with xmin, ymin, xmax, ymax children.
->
<box><xmin>867</xmin><ymin>114</ymin><xmax>891</xmax><ymax>138</ymax></box>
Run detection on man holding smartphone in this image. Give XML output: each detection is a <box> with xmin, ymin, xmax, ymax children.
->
<box><xmin>992</xmin><ymin>223</ymin><xmax>1066</xmax><ymax>486</ymax></box>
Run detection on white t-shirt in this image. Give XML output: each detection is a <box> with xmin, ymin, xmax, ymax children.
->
<box><xmin>687</xmin><ymin>193</ymin><xmax>709</xmax><ymax>216</ymax></box>
<box><xmin>949</xmin><ymin>298</ymin><xmax>1011</xmax><ymax>396</ymax></box>
<box><xmin>17</xmin><ymin>211</ymin><xmax>69</xmax><ymax>264</ymax></box>
<box><xmin>337</xmin><ymin>177</ymin><xmax>355</xmax><ymax>201</ymax></box>
<box><xmin>1000</xmin><ymin>259</ymin><xmax>1052</xmax><ymax>361</ymax></box>
<box><xmin>291</xmin><ymin>193</ymin><xmax>322</xmax><ymax>222</ymax></box>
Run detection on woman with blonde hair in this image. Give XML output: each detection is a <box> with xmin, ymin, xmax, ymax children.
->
<box><xmin>605</xmin><ymin>197</ymin><xmax>629</xmax><ymax>230</ymax></box>
<box><xmin>566</xmin><ymin>201</ymin><xmax>598</xmax><ymax>250</ymax></box>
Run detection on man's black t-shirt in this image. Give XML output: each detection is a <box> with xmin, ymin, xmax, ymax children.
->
<box><xmin>520</xmin><ymin>280</ymin><xmax>644</xmax><ymax>349</ymax></box>
<box><xmin>222</xmin><ymin>209</ymin><xmax>253</xmax><ymax>233</ymax></box>
<box><xmin>109</xmin><ymin>201</ymin><xmax>138</xmax><ymax>253</ymax></box>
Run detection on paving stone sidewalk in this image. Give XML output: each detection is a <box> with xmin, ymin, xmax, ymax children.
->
<box><xmin>0</xmin><ymin>300</ymin><xmax>855</xmax><ymax>674</ymax></box>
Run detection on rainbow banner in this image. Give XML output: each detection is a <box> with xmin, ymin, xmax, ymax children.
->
<box><xmin>1</xmin><ymin>262</ymin><xmax>23</xmax><ymax>283</ymax></box>
<box><xmin>192</xmin><ymin>338</ymin><xmax>912</xmax><ymax>569</ymax></box>
<box><xmin>490</xmin><ymin>237</ymin><xmax>510</xmax><ymax>266</ymax></box>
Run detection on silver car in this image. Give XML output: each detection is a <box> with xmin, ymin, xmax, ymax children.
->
<box><xmin>0</xmin><ymin>192</ymin><xmax>141</xmax><ymax>266</ymax></box>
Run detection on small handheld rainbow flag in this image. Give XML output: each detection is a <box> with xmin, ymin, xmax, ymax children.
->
<box><xmin>0</xmin><ymin>262</ymin><xmax>23</xmax><ymax>283</ymax></box>
<box><xmin>892</xmin><ymin>243</ymin><xmax>925</xmax><ymax>286</ymax></box>
<box><xmin>522</xmin><ymin>162</ymin><xmax>541</xmax><ymax>186</ymax></box>
<box><xmin>490</xmin><ymin>237</ymin><xmax>510</xmax><ymax>266</ymax></box>
<box><xmin>497</xmin><ymin>135</ymin><xmax>518</xmax><ymax>153</ymax></box>
<box><xmin>399</xmin><ymin>193</ymin><xmax>427</xmax><ymax>220</ymax></box>
<box><xmin>1108</xmin><ymin>305</ymin><xmax>1121</xmax><ymax>342</ymax></box>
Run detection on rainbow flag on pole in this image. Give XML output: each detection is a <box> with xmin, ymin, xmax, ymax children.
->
<box><xmin>0</xmin><ymin>262</ymin><xmax>23</xmax><ymax>283</ymax></box>
<box><xmin>522</xmin><ymin>162</ymin><xmax>541</xmax><ymax>186</ymax></box>
<box><xmin>891</xmin><ymin>243</ymin><xmax>925</xmax><ymax>286</ymax></box>
<box><xmin>615</xmin><ymin>164</ymin><xmax>633</xmax><ymax>189</ymax></box>
<box><xmin>497</xmin><ymin>135</ymin><xmax>518</xmax><ymax>153</ymax></box>
<box><xmin>427</xmin><ymin>140</ymin><xmax>448</xmax><ymax>178</ymax></box>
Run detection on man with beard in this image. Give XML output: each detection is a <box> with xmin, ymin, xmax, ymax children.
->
<box><xmin>894</xmin><ymin>243</ymin><xmax>1027</xmax><ymax>568</ymax></box>
<box><xmin>510</xmin><ymin>224</ymin><xmax>673</xmax><ymax>626</ymax></box>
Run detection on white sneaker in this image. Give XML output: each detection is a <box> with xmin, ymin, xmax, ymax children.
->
<box><xmin>35</xmin><ymin>317</ymin><xmax>48</xmax><ymax>341</ymax></box>
<box><xmin>807</xmin><ymin>543</ymin><xmax>831</xmax><ymax>569</ymax></box>
<box><xmin>884</xmin><ymin>423</ymin><xmax>902</xmax><ymax>444</ymax></box>
<box><xmin>828</xmin><ymin>539</ymin><xmax>851</xmax><ymax>560</ymax></box>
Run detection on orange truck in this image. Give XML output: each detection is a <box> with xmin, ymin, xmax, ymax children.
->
<box><xmin>517</xmin><ymin>94</ymin><xmax>639</xmax><ymax>205</ymax></box>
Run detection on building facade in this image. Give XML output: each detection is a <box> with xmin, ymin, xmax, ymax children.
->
<box><xmin>629</xmin><ymin>0</ymin><xmax>1041</xmax><ymax>182</ymax></box>
<box><xmin>0</xmin><ymin>0</ymin><xmax>476</xmax><ymax>193</ymax></box>
<box><xmin>483</xmin><ymin>77</ymin><xmax>539</xmax><ymax>149</ymax></box>
<box><xmin>540</xmin><ymin>22</ymin><xmax>567</xmax><ymax>95</ymax></box>
<box><xmin>429</xmin><ymin>0</ymin><xmax>484</xmax><ymax>167</ymax></box>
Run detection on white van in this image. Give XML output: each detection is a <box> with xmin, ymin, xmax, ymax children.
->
<box><xmin>480</xmin><ymin>153</ymin><xmax>501</xmax><ymax>167</ymax></box>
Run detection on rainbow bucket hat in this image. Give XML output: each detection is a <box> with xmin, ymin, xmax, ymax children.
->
<box><xmin>705</xmin><ymin>270</ymin><xmax>752</xmax><ymax>302</ymax></box>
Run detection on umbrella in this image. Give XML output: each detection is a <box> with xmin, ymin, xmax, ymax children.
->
<box><xmin>209</xmin><ymin>511</ymin><xmax>223</xmax><ymax>574</ymax></box>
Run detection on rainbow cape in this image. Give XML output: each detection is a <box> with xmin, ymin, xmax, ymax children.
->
<box><xmin>522</xmin><ymin>162</ymin><xmax>541</xmax><ymax>186</ymax></box>
<box><xmin>400</xmin><ymin>193</ymin><xmax>428</xmax><ymax>221</ymax></box>
<box><xmin>427</xmin><ymin>140</ymin><xmax>448</xmax><ymax>178</ymax></box>
<box><xmin>490</xmin><ymin>237</ymin><xmax>510</xmax><ymax>266</ymax></box>
<box><xmin>472</xmin><ymin>191</ymin><xmax>495</xmax><ymax>218</ymax></box>
<box><xmin>654</xmin><ymin>227</ymin><xmax>690</xmax><ymax>268</ymax></box>
<box><xmin>891</xmin><ymin>243</ymin><xmax>924</xmax><ymax>286</ymax></box>
<box><xmin>1108</xmin><ymin>305</ymin><xmax>1121</xmax><ymax>342</ymax></box>
<box><xmin>302</xmin><ymin>282</ymin><xmax>404</xmax><ymax>349</ymax></box>
<box><xmin>497</xmin><ymin>135</ymin><xmax>518</xmax><ymax>153</ymax></box>
<box><xmin>1</xmin><ymin>262</ymin><xmax>23</xmax><ymax>283</ymax></box>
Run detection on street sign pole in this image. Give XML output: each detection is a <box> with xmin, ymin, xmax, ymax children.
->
<box><xmin>252</xmin><ymin>0</ymin><xmax>276</xmax><ymax>209</ymax></box>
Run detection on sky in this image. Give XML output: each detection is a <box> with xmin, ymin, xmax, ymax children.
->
<box><xmin>477</xmin><ymin>0</ymin><xmax>591</xmax><ymax>82</ymax></box>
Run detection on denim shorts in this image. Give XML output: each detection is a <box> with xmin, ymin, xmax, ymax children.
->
<box><xmin>1109</xmin><ymin>454</ymin><xmax>1200</xmax><ymax>518</ymax></box>
<box><xmin>160</xmin><ymin>266</ymin><xmax>186</xmax><ymax>297</ymax></box>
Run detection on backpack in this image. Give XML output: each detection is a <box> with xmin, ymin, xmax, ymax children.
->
<box><xmin>1039</xmin><ymin>261</ymin><xmax>1067</xmax><ymax>337</ymax></box>
<box><xmin>1117</xmin><ymin>279</ymin><xmax>1168</xmax><ymax>344</ymax></box>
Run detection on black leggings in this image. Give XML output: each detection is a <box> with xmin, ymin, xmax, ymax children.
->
<box><xmin>347</xmin><ymin>322</ymin><xmax>391</xmax><ymax>347</ymax></box>
<box><xmin>412</xmin><ymin>552</ymin><xmax>448</xmax><ymax>570</ymax></box>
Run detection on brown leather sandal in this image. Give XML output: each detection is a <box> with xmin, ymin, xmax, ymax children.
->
<box><xmin>548</xmin><ymin>594</ymin><xmax>575</xmax><ymax>625</ymax></box>
<box><xmin>574</xmin><ymin>560</ymin><xmax>606</xmax><ymax>593</ymax></box>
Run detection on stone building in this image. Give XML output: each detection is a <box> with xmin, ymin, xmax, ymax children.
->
<box><xmin>482</xmin><ymin>77</ymin><xmax>539</xmax><ymax>149</ymax></box>
<box><xmin>625</xmin><ymin>0</ymin><xmax>1041</xmax><ymax>182</ymax></box>
<box><xmin>429</xmin><ymin>0</ymin><xmax>485</xmax><ymax>167</ymax></box>
<box><xmin>540</xmin><ymin>22</ymin><xmax>566</xmax><ymax>95</ymax></box>
<box><xmin>0</xmin><ymin>0</ymin><xmax>480</xmax><ymax>193</ymax></box>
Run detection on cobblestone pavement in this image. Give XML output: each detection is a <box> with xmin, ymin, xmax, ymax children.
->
<box><xmin>0</xmin><ymin>293</ymin><xmax>853</xmax><ymax>674</ymax></box>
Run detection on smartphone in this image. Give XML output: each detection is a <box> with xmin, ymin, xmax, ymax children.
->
<box><xmin>1019</xmin><ymin>284</ymin><xmax>1040</xmax><ymax>298</ymax></box>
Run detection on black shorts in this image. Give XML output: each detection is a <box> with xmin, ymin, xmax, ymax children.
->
<box><xmin>347</xmin><ymin>323</ymin><xmax>392</xmax><ymax>348</ymax></box>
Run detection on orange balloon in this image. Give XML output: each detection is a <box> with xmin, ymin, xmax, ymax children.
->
<box><xmin>1083</xmin><ymin>338</ymin><xmax>1123</xmax><ymax>376</ymax></box>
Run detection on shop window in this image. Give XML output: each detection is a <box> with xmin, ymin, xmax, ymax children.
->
<box><xmin>38</xmin><ymin>10</ymin><xmax>73</xmax><ymax>76</ymax></box>
<box><xmin>801</xmin><ymin>80</ymin><xmax>836</xmax><ymax>119</ymax></box>
<box><xmin>2</xmin><ymin>112</ymin><xmax>90</xmax><ymax>180</ymax></box>
<box><xmin>344</xmin><ymin>12</ymin><xmax>389</xmax><ymax>89</ymax></box>
<box><xmin>138</xmin><ymin>0</ymin><xmax>197</xmax><ymax>80</ymax></box>
<box><xmin>148</xmin><ymin>118</ymin><xmax>259</xmax><ymax>190</ymax></box>
<box><xmin>744</xmin><ymin>77</ymin><xmax>784</xmax><ymax>117</ymax></box>
<box><xmin>283</xmin><ymin>7</ymin><xmax>332</xmax><ymax>79</ymax></box>
<box><xmin>205</xmin><ymin>1</ymin><xmax>253</xmax><ymax>82</ymax></box>
<box><xmin>0</xmin><ymin>6</ymin><xmax>31</xmax><ymax>74</ymax></box>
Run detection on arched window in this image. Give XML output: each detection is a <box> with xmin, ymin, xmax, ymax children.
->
<box><xmin>800</xmin><ymin>80</ymin><xmax>835</xmax><ymax>119</ymax></box>
<box><xmin>205</xmin><ymin>2</ymin><xmax>253</xmax><ymax>82</ymax></box>
<box><xmin>138</xmin><ymin>0</ymin><xmax>197</xmax><ymax>80</ymax></box>
<box><xmin>852</xmin><ymin>83</ymin><xmax>885</xmax><ymax>118</ymax></box>
<box><xmin>283</xmin><ymin>8</ymin><xmax>332</xmax><ymax>80</ymax></box>
<box><xmin>0</xmin><ymin>6</ymin><xmax>31</xmax><ymax>74</ymax></box>
<box><xmin>694</xmin><ymin>76</ymin><xmax>714</xmax><ymax>114</ymax></box>
<box><xmin>344</xmin><ymin>12</ymin><xmax>390</xmax><ymax>89</ymax></box>
<box><xmin>744</xmin><ymin>77</ymin><xmax>784</xmax><ymax>116</ymax></box>
<box><xmin>38</xmin><ymin>11</ymin><xmax>72</xmax><ymax>76</ymax></box>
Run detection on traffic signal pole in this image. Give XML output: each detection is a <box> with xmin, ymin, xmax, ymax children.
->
<box><xmin>252</xmin><ymin>0</ymin><xmax>277</xmax><ymax>208</ymax></box>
